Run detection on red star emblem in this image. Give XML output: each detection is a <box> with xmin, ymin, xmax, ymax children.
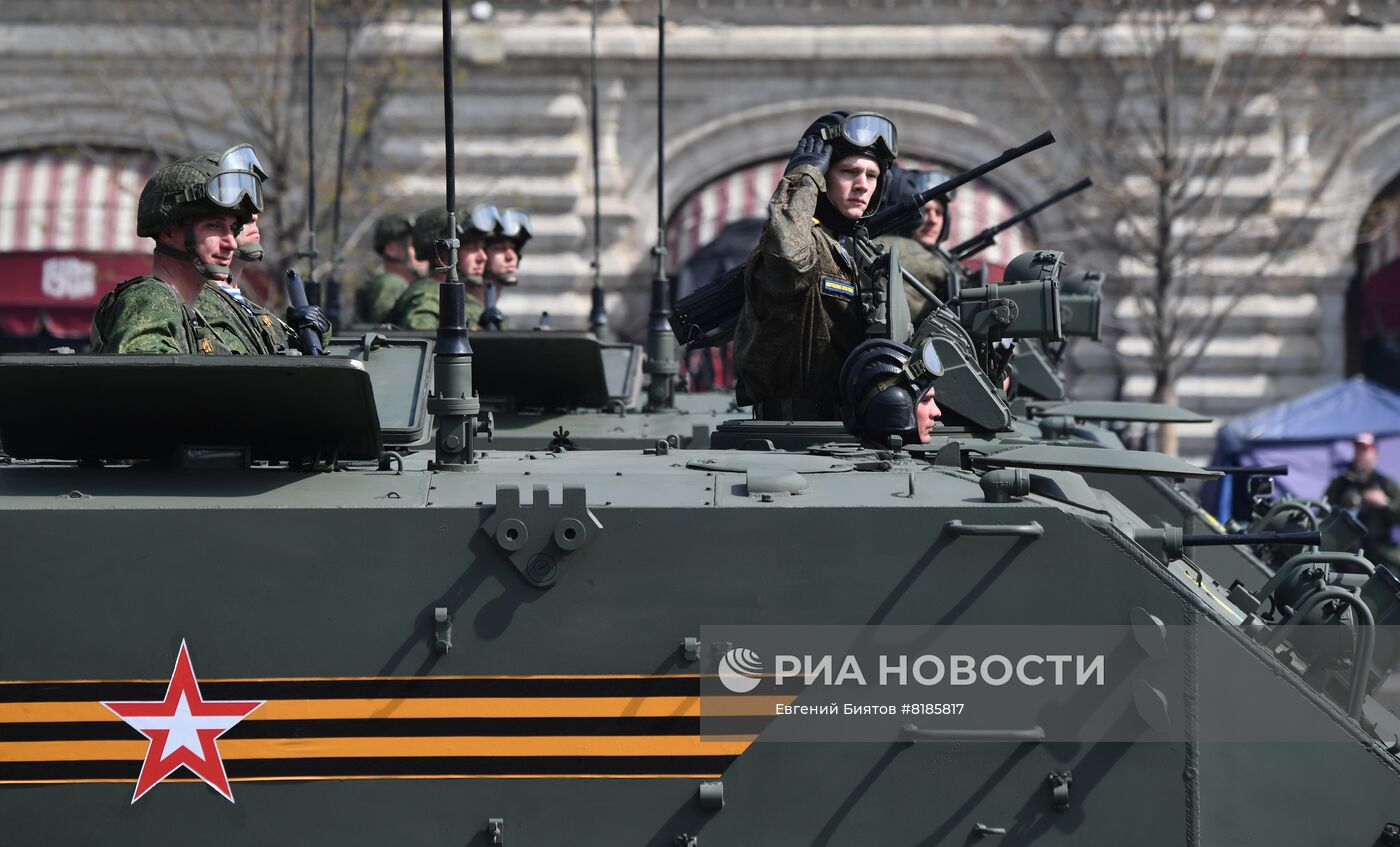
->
<box><xmin>102</xmin><ymin>640</ymin><xmax>264</xmax><ymax>804</ymax></box>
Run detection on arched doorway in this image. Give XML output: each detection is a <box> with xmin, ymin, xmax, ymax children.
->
<box><xmin>664</xmin><ymin>156</ymin><xmax>1037</xmax><ymax>390</ymax></box>
<box><xmin>1351</xmin><ymin>175</ymin><xmax>1400</xmax><ymax>390</ymax></box>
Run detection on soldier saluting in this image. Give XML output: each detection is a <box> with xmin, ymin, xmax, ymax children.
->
<box><xmin>732</xmin><ymin>111</ymin><xmax>899</xmax><ymax>420</ymax></box>
<box><xmin>91</xmin><ymin>147</ymin><xmax>328</xmax><ymax>354</ymax></box>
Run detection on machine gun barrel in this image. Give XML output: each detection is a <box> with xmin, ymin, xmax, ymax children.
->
<box><xmin>1181</xmin><ymin>530</ymin><xmax>1321</xmax><ymax>548</ymax></box>
<box><xmin>950</xmin><ymin>177</ymin><xmax>1092</xmax><ymax>261</ymax></box>
<box><xmin>863</xmin><ymin>131</ymin><xmax>1056</xmax><ymax>241</ymax></box>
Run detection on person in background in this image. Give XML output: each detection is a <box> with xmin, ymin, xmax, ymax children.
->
<box><xmin>1325</xmin><ymin>432</ymin><xmax>1400</xmax><ymax>568</ymax></box>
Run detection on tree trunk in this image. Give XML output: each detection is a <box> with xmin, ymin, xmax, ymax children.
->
<box><xmin>1152</xmin><ymin>378</ymin><xmax>1179</xmax><ymax>457</ymax></box>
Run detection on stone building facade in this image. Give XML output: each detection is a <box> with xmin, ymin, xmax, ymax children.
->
<box><xmin>2</xmin><ymin>1</ymin><xmax>1399</xmax><ymax>458</ymax></box>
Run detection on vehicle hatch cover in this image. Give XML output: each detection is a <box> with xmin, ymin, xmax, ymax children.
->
<box><xmin>685</xmin><ymin>454</ymin><xmax>854</xmax><ymax>474</ymax></box>
<box><xmin>972</xmin><ymin>444</ymin><xmax>1220</xmax><ymax>478</ymax></box>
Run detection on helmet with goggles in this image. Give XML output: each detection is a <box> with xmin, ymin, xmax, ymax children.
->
<box><xmin>839</xmin><ymin>338</ymin><xmax>945</xmax><ymax>447</ymax></box>
<box><xmin>820</xmin><ymin>112</ymin><xmax>898</xmax><ymax>160</ymax></box>
<box><xmin>412</xmin><ymin>204</ymin><xmax>498</xmax><ymax>275</ymax></box>
<box><xmin>482</xmin><ymin>205</ymin><xmax>533</xmax><ymax>251</ymax></box>
<box><xmin>137</xmin><ymin>147</ymin><xmax>264</xmax><ymax>239</ymax></box>
<box><xmin>138</xmin><ymin>147</ymin><xmax>265</xmax><ymax>281</ymax></box>
<box><xmin>802</xmin><ymin>110</ymin><xmax>900</xmax><ymax>225</ymax></box>
<box><xmin>885</xmin><ymin>165</ymin><xmax>956</xmax><ymax>241</ymax></box>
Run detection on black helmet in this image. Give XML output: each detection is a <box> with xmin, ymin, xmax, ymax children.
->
<box><xmin>884</xmin><ymin>165</ymin><xmax>954</xmax><ymax>241</ymax></box>
<box><xmin>839</xmin><ymin>338</ymin><xmax>944</xmax><ymax>447</ymax></box>
<box><xmin>804</xmin><ymin>110</ymin><xmax>899</xmax><ymax>229</ymax></box>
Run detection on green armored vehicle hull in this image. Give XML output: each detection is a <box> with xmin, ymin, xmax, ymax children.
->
<box><xmin>2</xmin><ymin>356</ymin><xmax>1399</xmax><ymax>845</ymax></box>
<box><xmin>331</xmin><ymin>331</ymin><xmax>728</xmax><ymax>452</ymax></box>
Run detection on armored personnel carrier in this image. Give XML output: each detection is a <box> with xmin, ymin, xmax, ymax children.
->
<box><xmin>2</xmin><ymin>352</ymin><xmax>1399</xmax><ymax>845</ymax></box>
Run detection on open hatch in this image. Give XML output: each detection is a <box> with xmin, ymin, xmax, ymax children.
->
<box><xmin>0</xmin><ymin>355</ymin><xmax>383</xmax><ymax>463</ymax></box>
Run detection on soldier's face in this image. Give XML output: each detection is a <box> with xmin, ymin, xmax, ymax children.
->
<box><xmin>486</xmin><ymin>240</ymin><xmax>518</xmax><ymax>277</ymax></box>
<box><xmin>405</xmin><ymin>242</ymin><xmax>431</xmax><ymax>276</ymax></box>
<box><xmin>237</xmin><ymin>213</ymin><xmax>261</xmax><ymax>249</ymax></box>
<box><xmin>162</xmin><ymin>215</ymin><xmax>238</xmax><ymax>278</ymax></box>
<box><xmin>916</xmin><ymin>386</ymin><xmax>941</xmax><ymax>444</ymax></box>
<box><xmin>826</xmin><ymin>155</ymin><xmax>881</xmax><ymax>220</ymax></box>
<box><xmin>913</xmin><ymin>201</ymin><xmax>944</xmax><ymax>248</ymax></box>
<box><xmin>458</xmin><ymin>238</ymin><xmax>488</xmax><ymax>278</ymax></box>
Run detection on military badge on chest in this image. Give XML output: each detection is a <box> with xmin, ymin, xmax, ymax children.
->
<box><xmin>821</xmin><ymin>277</ymin><xmax>856</xmax><ymax>301</ymax></box>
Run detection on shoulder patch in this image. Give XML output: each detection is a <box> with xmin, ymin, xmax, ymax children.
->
<box><xmin>821</xmin><ymin>277</ymin><xmax>856</xmax><ymax>300</ymax></box>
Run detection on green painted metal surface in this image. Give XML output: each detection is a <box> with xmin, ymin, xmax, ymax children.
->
<box><xmin>2</xmin><ymin>357</ymin><xmax>1397</xmax><ymax>846</ymax></box>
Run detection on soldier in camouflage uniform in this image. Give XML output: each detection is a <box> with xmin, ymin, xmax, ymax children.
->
<box><xmin>91</xmin><ymin>147</ymin><xmax>328</xmax><ymax>354</ymax></box>
<box><xmin>479</xmin><ymin>206</ymin><xmax>533</xmax><ymax>330</ymax></box>
<box><xmin>876</xmin><ymin>166</ymin><xmax>960</xmax><ymax>322</ymax></box>
<box><xmin>355</xmin><ymin>213</ymin><xmax>429</xmax><ymax>325</ymax></box>
<box><xmin>204</xmin><ymin>211</ymin><xmax>293</xmax><ymax>354</ymax></box>
<box><xmin>732</xmin><ymin>111</ymin><xmax>899</xmax><ymax>419</ymax></box>
<box><xmin>386</xmin><ymin>204</ymin><xmax>493</xmax><ymax>330</ymax></box>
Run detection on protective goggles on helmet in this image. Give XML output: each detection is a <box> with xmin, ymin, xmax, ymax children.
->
<box><xmin>901</xmin><ymin>339</ymin><xmax>945</xmax><ymax>385</ymax></box>
<box><xmin>820</xmin><ymin>112</ymin><xmax>898</xmax><ymax>159</ymax></box>
<box><xmin>496</xmin><ymin>208</ymin><xmax>533</xmax><ymax>240</ymax></box>
<box><xmin>912</xmin><ymin>169</ymin><xmax>955</xmax><ymax>201</ymax></box>
<box><xmin>856</xmin><ymin>340</ymin><xmax>945</xmax><ymax>417</ymax></box>
<box><xmin>206</xmin><ymin>169</ymin><xmax>264</xmax><ymax>213</ymax></box>
<box><xmin>465</xmin><ymin>204</ymin><xmax>501</xmax><ymax>237</ymax></box>
<box><xmin>218</xmin><ymin>144</ymin><xmax>270</xmax><ymax>182</ymax></box>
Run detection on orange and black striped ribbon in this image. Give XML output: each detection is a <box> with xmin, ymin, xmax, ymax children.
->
<box><xmin>0</xmin><ymin>675</ymin><xmax>773</xmax><ymax>784</ymax></box>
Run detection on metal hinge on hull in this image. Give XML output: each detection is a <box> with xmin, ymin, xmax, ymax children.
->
<box><xmin>482</xmin><ymin>484</ymin><xmax>604</xmax><ymax>587</ymax></box>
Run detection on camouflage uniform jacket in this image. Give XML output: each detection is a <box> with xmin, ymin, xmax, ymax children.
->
<box><xmin>197</xmin><ymin>284</ymin><xmax>293</xmax><ymax>354</ymax></box>
<box><xmin>386</xmin><ymin>277</ymin><xmax>486</xmax><ymax>330</ymax></box>
<box><xmin>732</xmin><ymin>163</ymin><xmax>864</xmax><ymax>418</ymax></box>
<box><xmin>91</xmin><ymin>275</ymin><xmax>231</xmax><ymax>354</ymax></box>
<box><xmin>875</xmin><ymin>235</ymin><xmax>957</xmax><ymax>323</ymax></box>
<box><xmin>355</xmin><ymin>269</ymin><xmax>412</xmax><ymax>325</ymax></box>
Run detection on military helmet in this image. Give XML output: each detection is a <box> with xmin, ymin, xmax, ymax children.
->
<box><xmin>839</xmin><ymin>338</ymin><xmax>944</xmax><ymax>447</ymax></box>
<box><xmin>885</xmin><ymin>165</ymin><xmax>954</xmax><ymax>241</ymax></box>
<box><xmin>483</xmin><ymin>206</ymin><xmax>533</xmax><ymax>252</ymax></box>
<box><xmin>802</xmin><ymin>110</ymin><xmax>898</xmax><ymax>223</ymax></box>
<box><xmin>411</xmin><ymin>204</ymin><xmax>497</xmax><ymax>262</ymax></box>
<box><xmin>373</xmin><ymin>213</ymin><xmax>415</xmax><ymax>255</ymax></box>
<box><xmin>137</xmin><ymin>150</ymin><xmax>262</xmax><ymax>239</ymax></box>
<box><xmin>810</xmin><ymin>111</ymin><xmax>898</xmax><ymax>164</ymax></box>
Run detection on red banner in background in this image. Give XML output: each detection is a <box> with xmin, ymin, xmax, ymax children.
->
<box><xmin>0</xmin><ymin>251</ymin><xmax>273</xmax><ymax>339</ymax></box>
<box><xmin>0</xmin><ymin>252</ymin><xmax>149</xmax><ymax>338</ymax></box>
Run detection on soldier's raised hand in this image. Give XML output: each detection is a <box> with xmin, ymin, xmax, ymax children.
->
<box><xmin>786</xmin><ymin>133</ymin><xmax>833</xmax><ymax>175</ymax></box>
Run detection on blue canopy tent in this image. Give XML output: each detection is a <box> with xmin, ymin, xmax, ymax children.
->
<box><xmin>1206</xmin><ymin>377</ymin><xmax>1400</xmax><ymax>522</ymax></box>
